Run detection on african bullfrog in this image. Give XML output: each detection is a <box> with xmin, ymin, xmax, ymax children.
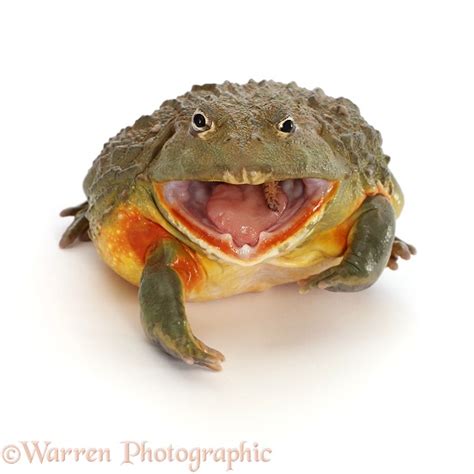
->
<box><xmin>60</xmin><ymin>80</ymin><xmax>416</xmax><ymax>370</ymax></box>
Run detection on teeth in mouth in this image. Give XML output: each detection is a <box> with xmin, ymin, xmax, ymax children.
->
<box><xmin>238</xmin><ymin>244</ymin><xmax>252</xmax><ymax>257</ymax></box>
<box><xmin>221</xmin><ymin>233</ymin><xmax>233</xmax><ymax>243</ymax></box>
<box><xmin>158</xmin><ymin>178</ymin><xmax>334</xmax><ymax>253</ymax></box>
<box><xmin>189</xmin><ymin>181</ymin><xmax>210</xmax><ymax>205</ymax></box>
<box><xmin>259</xmin><ymin>231</ymin><xmax>271</xmax><ymax>242</ymax></box>
<box><xmin>281</xmin><ymin>179</ymin><xmax>304</xmax><ymax>199</ymax></box>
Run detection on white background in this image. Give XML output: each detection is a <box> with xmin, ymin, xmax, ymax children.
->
<box><xmin>1</xmin><ymin>1</ymin><xmax>473</xmax><ymax>473</ymax></box>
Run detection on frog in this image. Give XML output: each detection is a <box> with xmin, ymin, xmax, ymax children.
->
<box><xmin>60</xmin><ymin>80</ymin><xmax>416</xmax><ymax>371</ymax></box>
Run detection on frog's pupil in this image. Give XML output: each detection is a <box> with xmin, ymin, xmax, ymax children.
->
<box><xmin>193</xmin><ymin>113</ymin><xmax>206</xmax><ymax>129</ymax></box>
<box><xmin>280</xmin><ymin>119</ymin><xmax>294</xmax><ymax>133</ymax></box>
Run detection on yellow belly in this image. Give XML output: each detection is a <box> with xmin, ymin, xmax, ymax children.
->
<box><xmin>94</xmin><ymin>199</ymin><xmax>356</xmax><ymax>301</ymax></box>
<box><xmin>187</xmin><ymin>256</ymin><xmax>343</xmax><ymax>301</ymax></box>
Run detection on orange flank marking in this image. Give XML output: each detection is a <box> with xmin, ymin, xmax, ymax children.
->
<box><xmin>97</xmin><ymin>204</ymin><xmax>204</xmax><ymax>291</ymax></box>
<box><xmin>170</xmin><ymin>246</ymin><xmax>204</xmax><ymax>292</ymax></box>
<box><xmin>112</xmin><ymin>206</ymin><xmax>171</xmax><ymax>263</ymax></box>
<box><xmin>368</xmin><ymin>182</ymin><xmax>392</xmax><ymax>200</ymax></box>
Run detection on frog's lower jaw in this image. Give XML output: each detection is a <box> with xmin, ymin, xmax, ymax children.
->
<box><xmin>154</xmin><ymin>178</ymin><xmax>337</xmax><ymax>266</ymax></box>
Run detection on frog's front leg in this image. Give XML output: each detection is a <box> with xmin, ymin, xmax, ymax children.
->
<box><xmin>139</xmin><ymin>239</ymin><xmax>225</xmax><ymax>371</ymax></box>
<box><xmin>301</xmin><ymin>195</ymin><xmax>396</xmax><ymax>292</ymax></box>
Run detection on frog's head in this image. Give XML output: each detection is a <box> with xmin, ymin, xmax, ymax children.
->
<box><xmin>150</xmin><ymin>81</ymin><xmax>353</xmax><ymax>265</ymax></box>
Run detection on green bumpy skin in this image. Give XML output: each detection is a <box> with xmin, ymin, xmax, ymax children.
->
<box><xmin>60</xmin><ymin>80</ymin><xmax>416</xmax><ymax>371</ymax></box>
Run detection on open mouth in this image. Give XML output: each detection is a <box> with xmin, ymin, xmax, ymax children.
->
<box><xmin>154</xmin><ymin>178</ymin><xmax>336</xmax><ymax>262</ymax></box>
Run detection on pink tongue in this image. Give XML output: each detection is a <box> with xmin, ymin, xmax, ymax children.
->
<box><xmin>207</xmin><ymin>184</ymin><xmax>287</xmax><ymax>247</ymax></box>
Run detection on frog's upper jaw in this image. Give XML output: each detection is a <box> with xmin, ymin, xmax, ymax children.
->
<box><xmin>153</xmin><ymin>178</ymin><xmax>337</xmax><ymax>266</ymax></box>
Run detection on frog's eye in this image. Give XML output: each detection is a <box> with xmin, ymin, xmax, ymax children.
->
<box><xmin>277</xmin><ymin>117</ymin><xmax>296</xmax><ymax>134</ymax></box>
<box><xmin>191</xmin><ymin>111</ymin><xmax>211</xmax><ymax>133</ymax></box>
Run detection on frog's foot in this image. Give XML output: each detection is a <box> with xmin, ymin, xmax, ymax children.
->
<box><xmin>59</xmin><ymin>201</ymin><xmax>90</xmax><ymax>248</ymax></box>
<box><xmin>387</xmin><ymin>237</ymin><xmax>417</xmax><ymax>270</ymax></box>
<box><xmin>153</xmin><ymin>330</ymin><xmax>225</xmax><ymax>371</ymax></box>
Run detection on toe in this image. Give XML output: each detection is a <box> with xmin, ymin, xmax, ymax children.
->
<box><xmin>191</xmin><ymin>350</ymin><xmax>224</xmax><ymax>371</ymax></box>
<box><xmin>407</xmin><ymin>243</ymin><xmax>417</xmax><ymax>255</ymax></box>
<box><xmin>195</xmin><ymin>338</ymin><xmax>225</xmax><ymax>362</ymax></box>
<box><xmin>387</xmin><ymin>257</ymin><xmax>399</xmax><ymax>270</ymax></box>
